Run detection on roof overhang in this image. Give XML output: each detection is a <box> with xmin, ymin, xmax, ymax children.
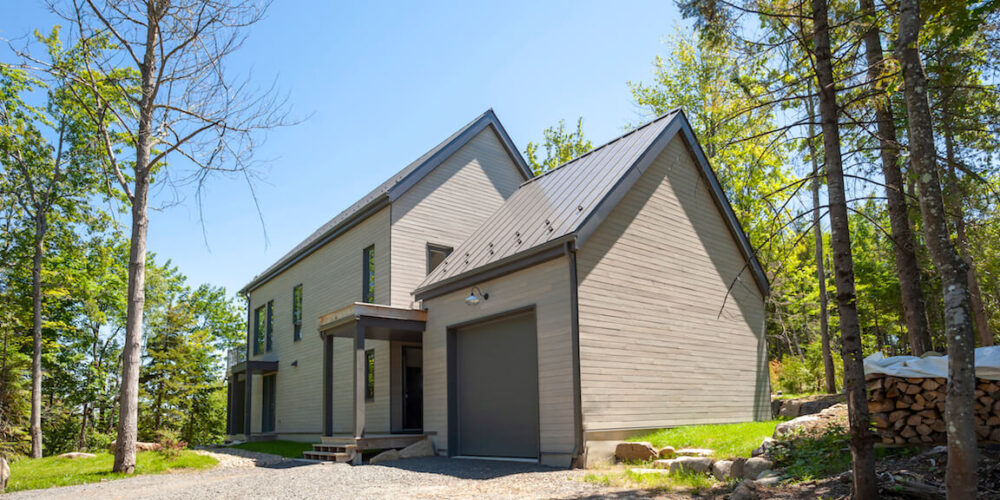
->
<box><xmin>228</xmin><ymin>360</ymin><xmax>279</xmax><ymax>375</ymax></box>
<box><xmin>318</xmin><ymin>302</ymin><xmax>427</xmax><ymax>342</ymax></box>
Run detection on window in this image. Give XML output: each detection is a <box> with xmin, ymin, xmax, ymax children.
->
<box><xmin>266</xmin><ymin>300</ymin><xmax>274</xmax><ymax>352</ymax></box>
<box><xmin>365</xmin><ymin>349</ymin><xmax>375</xmax><ymax>401</ymax></box>
<box><xmin>426</xmin><ymin>243</ymin><xmax>453</xmax><ymax>275</ymax></box>
<box><xmin>362</xmin><ymin>245</ymin><xmax>375</xmax><ymax>303</ymax></box>
<box><xmin>292</xmin><ymin>284</ymin><xmax>303</xmax><ymax>341</ymax></box>
<box><xmin>253</xmin><ymin>305</ymin><xmax>266</xmax><ymax>355</ymax></box>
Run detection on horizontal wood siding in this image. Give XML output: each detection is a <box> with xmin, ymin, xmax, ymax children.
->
<box><xmin>247</xmin><ymin>207</ymin><xmax>392</xmax><ymax>435</ymax></box>
<box><xmin>422</xmin><ymin>258</ymin><xmax>575</xmax><ymax>466</ymax></box>
<box><xmin>577</xmin><ymin>136</ymin><xmax>769</xmax><ymax>432</ymax></box>
<box><xmin>391</xmin><ymin>128</ymin><xmax>524</xmax><ymax>308</ymax></box>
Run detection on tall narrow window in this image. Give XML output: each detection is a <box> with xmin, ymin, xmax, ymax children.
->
<box><xmin>266</xmin><ymin>300</ymin><xmax>274</xmax><ymax>352</ymax></box>
<box><xmin>292</xmin><ymin>284</ymin><xmax>303</xmax><ymax>341</ymax></box>
<box><xmin>362</xmin><ymin>245</ymin><xmax>375</xmax><ymax>303</ymax></box>
<box><xmin>254</xmin><ymin>305</ymin><xmax>266</xmax><ymax>355</ymax></box>
<box><xmin>365</xmin><ymin>349</ymin><xmax>375</xmax><ymax>401</ymax></box>
<box><xmin>426</xmin><ymin>243</ymin><xmax>453</xmax><ymax>275</ymax></box>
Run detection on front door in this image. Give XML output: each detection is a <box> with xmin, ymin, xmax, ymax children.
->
<box><xmin>261</xmin><ymin>374</ymin><xmax>276</xmax><ymax>433</ymax></box>
<box><xmin>401</xmin><ymin>347</ymin><xmax>423</xmax><ymax>430</ymax></box>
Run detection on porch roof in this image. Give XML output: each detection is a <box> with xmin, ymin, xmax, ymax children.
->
<box><xmin>228</xmin><ymin>359</ymin><xmax>278</xmax><ymax>375</ymax></box>
<box><xmin>318</xmin><ymin>302</ymin><xmax>426</xmax><ymax>342</ymax></box>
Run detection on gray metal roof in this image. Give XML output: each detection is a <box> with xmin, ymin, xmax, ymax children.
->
<box><xmin>415</xmin><ymin>110</ymin><xmax>770</xmax><ymax>298</ymax></box>
<box><xmin>241</xmin><ymin>109</ymin><xmax>531</xmax><ymax>294</ymax></box>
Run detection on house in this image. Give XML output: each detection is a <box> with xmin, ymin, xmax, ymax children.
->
<box><xmin>226</xmin><ymin>109</ymin><xmax>771</xmax><ymax>468</ymax></box>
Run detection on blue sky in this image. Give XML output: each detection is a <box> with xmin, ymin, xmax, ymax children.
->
<box><xmin>2</xmin><ymin>1</ymin><xmax>688</xmax><ymax>296</ymax></box>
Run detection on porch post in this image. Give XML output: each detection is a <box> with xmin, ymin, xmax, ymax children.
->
<box><xmin>225</xmin><ymin>376</ymin><xmax>232</xmax><ymax>435</ymax></box>
<box><xmin>354</xmin><ymin>320</ymin><xmax>366</xmax><ymax>440</ymax></box>
<box><xmin>323</xmin><ymin>334</ymin><xmax>334</xmax><ymax>436</ymax></box>
<box><xmin>244</xmin><ymin>370</ymin><xmax>252</xmax><ymax>438</ymax></box>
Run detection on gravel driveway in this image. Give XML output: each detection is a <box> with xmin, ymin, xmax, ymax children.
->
<box><xmin>7</xmin><ymin>450</ymin><xmax>635</xmax><ymax>499</ymax></box>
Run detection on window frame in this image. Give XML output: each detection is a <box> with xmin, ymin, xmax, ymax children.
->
<box><xmin>292</xmin><ymin>284</ymin><xmax>303</xmax><ymax>342</ymax></box>
<box><xmin>253</xmin><ymin>305</ymin><xmax>266</xmax><ymax>355</ymax></box>
<box><xmin>426</xmin><ymin>243</ymin><xmax>453</xmax><ymax>275</ymax></box>
<box><xmin>362</xmin><ymin>245</ymin><xmax>375</xmax><ymax>303</ymax></box>
<box><xmin>365</xmin><ymin>349</ymin><xmax>375</xmax><ymax>401</ymax></box>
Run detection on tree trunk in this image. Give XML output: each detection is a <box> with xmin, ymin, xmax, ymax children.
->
<box><xmin>859</xmin><ymin>0</ymin><xmax>933</xmax><ymax>355</ymax></box>
<box><xmin>896</xmin><ymin>0</ymin><xmax>978</xmax><ymax>497</ymax></box>
<box><xmin>30</xmin><ymin>215</ymin><xmax>46</xmax><ymax>459</ymax></box>
<box><xmin>812</xmin><ymin>0</ymin><xmax>878</xmax><ymax>497</ymax></box>
<box><xmin>806</xmin><ymin>95</ymin><xmax>836</xmax><ymax>394</ymax></box>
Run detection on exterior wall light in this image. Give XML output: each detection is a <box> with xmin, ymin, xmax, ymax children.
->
<box><xmin>464</xmin><ymin>287</ymin><xmax>489</xmax><ymax>306</ymax></box>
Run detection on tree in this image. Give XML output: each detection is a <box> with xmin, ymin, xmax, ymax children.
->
<box><xmin>43</xmin><ymin>0</ymin><xmax>287</xmax><ymax>473</ymax></box>
<box><xmin>895</xmin><ymin>0</ymin><xmax>979</xmax><ymax>495</ymax></box>
<box><xmin>524</xmin><ymin>117</ymin><xmax>592</xmax><ymax>175</ymax></box>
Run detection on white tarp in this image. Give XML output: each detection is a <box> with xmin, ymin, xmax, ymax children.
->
<box><xmin>863</xmin><ymin>346</ymin><xmax>1000</xmax><ymax>381</ymax></box>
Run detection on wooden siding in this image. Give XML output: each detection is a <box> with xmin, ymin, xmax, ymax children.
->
<box><xmin>246</xmin><ymin>206</ymin><xmax>392</xmax><ymax>436</ymax></box>
<box><xmin>421</xmin><ymin>257</ymin><xmax>575</xmax><ymax>467</ymax></box>
<box><xmin>576</xmin><ymin>136</ymin><xmax>769</xmax><ymax>432</ymax></box>
<box><xmin>391</xmin><ymin>127</ymin><xmax>525</xmax><ymax>308</ymax></box>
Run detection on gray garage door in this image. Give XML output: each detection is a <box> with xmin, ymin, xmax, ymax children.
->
<box><xmin>456</xmin><ymin>311</ymin><xmax>539</xmax><ymax>458</ymax></box>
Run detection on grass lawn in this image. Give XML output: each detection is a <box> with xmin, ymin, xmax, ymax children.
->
<box><xmin>628</xmin><ymin>420</ymin><xmax>781</xmax><ymax>459</ymax></box>
<box><xmin>7</xmin><ymin>451</ymin><xmax>217</xmax><ymax>493</ymax></box>
<box><xmin>585</xmin><ymin>469</ymin><xmax>720</xmax><ymax>494</ymax></box>
<box><xmin>232</xmin><ymin>440</ymin><xmax>313</xmax><ymax>458</ymax></box>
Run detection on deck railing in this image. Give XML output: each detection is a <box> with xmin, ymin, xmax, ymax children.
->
<box><xmin>226</xmin><ymin>347</ymin><xmax>246</xmax><ymax>370</ymax></box>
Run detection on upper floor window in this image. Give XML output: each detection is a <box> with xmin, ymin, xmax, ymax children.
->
<box><xmin>266</xmin><ymin>300</ymin><xmax>274</xmax><ymax>352</ymax></box>
<box><xmin>426</xmin><ymin>243</ymin><xmax>453</xmax><ymax>275</ymax></box>
<box><xmin>365</xmin><ymin>349</ymin><xmax>375</xmax><ymax>401</ymax></box>
<box><xmin>253</xmin><ymin>305</ymin><xmax>266</xmax><ymax>355</ymax></box>
<box><xmin>292</xmin><ymin>284</ymin><xmax>303</xmax><ymax>341</ymax></box>
<box><xmin>363</xmin><ymin>245</ymin><xmax>375</xmax><ymax>303</ymax></box>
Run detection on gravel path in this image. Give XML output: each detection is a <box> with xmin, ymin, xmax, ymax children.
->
<box><xmin>7</xmin><ymin>451</ymin><xmax>635</xmax><ymax>499</ymax></box>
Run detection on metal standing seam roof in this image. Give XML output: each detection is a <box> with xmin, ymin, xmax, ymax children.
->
<box><xmin>414</xmin><ymin>109</ymin><xmax>770</xmax><ymax>298</ymax></box>
<box><xmin>240</xmin><ymin>109</ymin><xmax>532</xmax><ymax>294</ymax></box>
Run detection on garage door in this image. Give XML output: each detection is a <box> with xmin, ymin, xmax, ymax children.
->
<box><xmin>455</xmin><ymin>311</ymin><xmax>539</xmax><ymax>458</ymax></box>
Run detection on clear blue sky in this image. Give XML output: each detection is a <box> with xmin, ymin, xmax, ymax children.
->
<box><xmin>2</xmin><ymin>1</ymin><xmax>688</xmax><ymax>296</ymax></box>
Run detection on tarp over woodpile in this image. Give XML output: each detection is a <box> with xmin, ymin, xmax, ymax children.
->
<box><xmin>864</xmin><ymin>346</ymin><xmax>1000</xmax><ymax>381</ymax></box>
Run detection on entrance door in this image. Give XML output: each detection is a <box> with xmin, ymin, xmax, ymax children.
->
<box><xmin>454</xmin><ymin>310</ymin><xmax>539</xmax><ymax>458</ymax></box>
<box><xmin>401</xmin><ymin>347</ymin><xmax>423</xmax><ymax>430</ymax></box>
<box><xmin>261</xmin><ymin>374</ymin><xmax>276</xmax><ymax>433</ymax></box>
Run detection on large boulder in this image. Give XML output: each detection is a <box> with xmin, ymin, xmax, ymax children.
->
<box><xmin>712</xmin><ymin>457</ymin><xmax>746</xmax><ymax>480</ymax></box>
<box><xmin>57</xmin><ymin>452</ymin><xmax>96</xmax><ymax>459</ymax></box>
<box><xmin>751</xmin><ymin>437</ymin><xmax>776</xmax><ymax>457</ymax></box>
<box><xmin>773</xmin><ymin>415</ymin><xmax>820</xmax><ymax>438</ymax></box>
<box><xmin>109</xmin><ymin>441</ymin><xmax>162</xmax><ymax>452</ymax></box>
<box><xmin>0</xmin><ymin>456</ymin><xmax>9</xmax><ymax>493</ymax></box>
<box><xmin>398</xmin><ymin>439</ymin><xmax>434</xmax><ymax>459</ymax></box>
<box><xmin>369</xmin><ymin>448</ymin><xmax>399</xmax><ymax>464</ymax></box>
<box><xmin>730</xmin><ymin>479</ymin><xmax>759</xmax><ymax>500</ymax></box>
<box><xmin>743</xmin><ymin>457</ymin><xmax>774</xmax><ymax>480</ymax></box>
<box><xmin>657</xmin><ymin>446</ymin><xmax>675</xmax><ymax>458</ymax></box>
<box><xmin>777</xmin><ymin>400</ymin><xmax>802</xmax><ymax>418</ymax></box>
<box><xmin>668</xmin><ymin>456</ymin><xmax>714</xmax><ymax>475</ymax></box>
<box><xmin>614</xmin><ymin>442</ymin><xmax>658</xmax><ymax>462</ymax></box>
<box><xmin>675</xmin><ymin>448</ymin><xmax>714</xmax><ymax>457</ymax></box>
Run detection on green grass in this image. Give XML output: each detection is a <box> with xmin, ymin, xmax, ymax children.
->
<box><xmin>628</xmin><ymin>420</ymin><xmax>781</xmax><ymax>459</ymax></box>
<box><xmin>232</xmin><ymin>440</ymin><xmax>313</xmax><ymax>458</ymax></box>
<box><xmin>584</xmin><ymin>469</ymin><xmax>719</xmax><ymax>494</ymax></box>
<box><xmin>772</xmin><ymin>391</ymin><xmax>825</xmax><ymax>400</ymax></box>
<box><xmin>7</xmin><ymin>451</ymin><xmax>217</xmax><ymax>493</ymax></box>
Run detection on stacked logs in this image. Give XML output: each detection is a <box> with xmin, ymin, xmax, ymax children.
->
<box><xmin>866</xmin><ymin>372</ymin><xmax>1000</xmax><ymax>445</ymax></box>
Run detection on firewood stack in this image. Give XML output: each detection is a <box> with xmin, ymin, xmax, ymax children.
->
<box><xmin>866</xmin><ymin>372</ymin><xmax>1000</xmax><ymax>445</ymax></box>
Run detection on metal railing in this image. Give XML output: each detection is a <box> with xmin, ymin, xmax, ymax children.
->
<box><xmin>226</xmin><ymin>347</ymin><xmax>247</xmax><ymax>370</ymax></box>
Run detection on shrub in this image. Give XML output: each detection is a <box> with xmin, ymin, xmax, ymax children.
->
<box><xmin>155</xmin><ymin>429</ymin><xmax>187</xmax><ymax>461</ymax></box>
<box><xmin>770</xmin><ymin>343</ymin><xmax>842</xmax><ymax>395</ymax></box>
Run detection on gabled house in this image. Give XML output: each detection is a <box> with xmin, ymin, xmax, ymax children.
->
<box><xmin>226</xmin><ymin>109</ymin><xmax>771</xmax><ymax>468</ymax></box>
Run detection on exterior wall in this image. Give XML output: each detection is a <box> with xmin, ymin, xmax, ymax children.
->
<box><xmin>391</xmin><ymin>127</ymin><xmax>525</xmax><ymax>308</ymax></box>
<box><xmin>246</xmin><ymin>206</ymin><xmax>392</xmax><ymax>438</ymax></box>
<box><xmin>421</xmin><ymin>257</ymin><xmax>575</xmax><ymax>467</ymax></box>
<box><xmin>576</xmin><ymin>135</ymin><xmax>769</xmax><ymax>434</ymax></box>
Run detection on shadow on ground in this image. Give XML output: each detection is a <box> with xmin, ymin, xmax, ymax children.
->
<box><xmin>372</xmin><ymin>456</ymin><xmax>569</xmax><ymax>480</ymax></box>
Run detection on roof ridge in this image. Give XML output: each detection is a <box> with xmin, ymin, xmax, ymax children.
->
<box><xmin>520</xmin><ymin>108</ymin><xmax>680</xmax><ymax>186</ymax></box>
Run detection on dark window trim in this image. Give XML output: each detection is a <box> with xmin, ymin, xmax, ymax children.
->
<box><xmin>266</xmin><ymin>300</ymin><xmax>274</xmax><ymax>352</ymax></box>
<box><xmin>253</xmin><ymin>305</ymin><xmax>265</xmax><ymax>355</ymax></box>
<box><xmin>292</xmin><ymin>284</ymin><xmax>303</xmax><ymax>342</ymax></box>
<box><xmin>426</xmin><ymin>243</ymin><xmax>454</xmax><ymax>275</ymax></box>
<box><xmin>365</xmin><ymin>349</ymin><xmax>375</xmax><ymax>401</ymax></box>
<box><xmin>362</xmin><ymin>245</ymin><xmax>375</xmax><ymax>303</ymax></box>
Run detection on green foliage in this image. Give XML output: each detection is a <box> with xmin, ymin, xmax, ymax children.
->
<box><xmin>523</xmin><ymin>117</ymin><xmax>592</xmax><ymax>175</ymax></box>
<box><xmin>6</xmin><ymin>451</ymin><xmax>216</xmax><ymax>492</ymax></box>
<box><xmin>771</xmin><ymin>425</ymin><xmax>852</xmax><ymax>482</ymax></box>
<box><xmin>584</xmin><ymin>469</ymin><xmax>718</xmax><ymax>494</ymax></box>
<box><xmin>770</xmin><ymin>343</ymin><xmax>844</xmax><ymax>395</ymax></box>
<box><xmin>628</xmin><ymin>420</ymin><xmax>780</xmax><ymax>459</ymax></box>
<box><xmin>155</xmin><ymin>429</ymin><xmax>187</xmax><ymax>461</ymax></box>
<box><xmin>233</xmin><ymin>440</ymin><xmax>314</xmax><ymax>458</ymax></box>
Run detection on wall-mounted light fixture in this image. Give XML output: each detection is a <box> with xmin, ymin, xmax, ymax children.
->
<box><xmin>291</xmin><ymin>360</ymin><xmax>298</xmax><ymax>367</ymax></box>
<box><xmin>464</xmin><ymin>287</ymin><xmax>489</xmax><ymax>306</ymax></box>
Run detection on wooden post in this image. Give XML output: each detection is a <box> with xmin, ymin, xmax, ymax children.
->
<box><xmin>225</xmin><ymin>377</ymin><xmax>232</xmax><ymax>435</ymax></box>
<box><xmin>323</xmin><ymin>335</ymin><xmax>334</xmax><ymax>436</ymax></box>
<box><xmin>244</xmin><ymin>371</ymin><xmax>252</xmax><ymax>439</ymax></box>
<box><xmin>354</xmin><ymin>320</ymin><xmax>366</xmax><ymax>465</ymax></box>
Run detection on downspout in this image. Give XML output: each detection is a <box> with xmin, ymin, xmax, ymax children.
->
<box><xmin>564</xmin><ymin>240</ymin><xmax>584</xmax><ymax>468</ymax></box>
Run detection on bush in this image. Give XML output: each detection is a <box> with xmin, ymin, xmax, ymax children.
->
<box><xmin>155</xmin><ymin>429</ymin><xmax>187</xmax><ymax>461</ymax></box>
<box><xmin>770</xmin><ymin>343</ymin><xmax>842</xmax><ymax>395</ymax></box>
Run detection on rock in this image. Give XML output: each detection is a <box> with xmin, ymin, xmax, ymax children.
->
<box><xmin>57</xmin><ymin>452</ymin><xmax>96</xmax><ymax>459</ymax></box>
<box><xmin>773</xmin><ymin>415</ymin><xmax>820</xmax><ymax>438</ymax></box>
<box><xmin>0</xmin><ymin>457</ymin><xmax>8</xmax><ymax>493</ymax></box>
<box><xmin>778</xmin><ymin>400</ymin><xmax>802</xmax><ymax>418</ymax></box>
<box><xmin>751</xmin><ymin>437</ymin><xmax>776</xmax><ymax>457</ymax></box>
<box><xmin>108</xmin><ymin>440</ymin><xmax>162</xmax><ymax>452</ymax></box>
<box><xmin>729</xmin><ymin>479</ymin><xmax>759</xmax><ymax>500</ymax></box>
<box><xmin>628</xmin><ymin>467</ymin><xmax>671</xmax><ymax>475</ymax></box>
<box><xmin>742</xmin><ymin>457</ymin><xmax>774</xmax><ymax>480</ymax></box>
<box><xmin>756</xmin><ymin>471</ymin><xmax>782</xmax><ymax>486</ymax></box>
<box><xmin>675</xmin><ymin>448</ymin><xmax>714</xmax><ymax>457</ymax></box>
<box><xmin>652</xmin><ymin>459</ymin><xmax>673</xmax><ymax>469</ymax></box>
<box><xmin>368</xmin><ymin>448</ymin><xmax>399</xmax><ymax>464</ymax></box>
<box><xmin>712</xmin><ymin>459</ymin><xmax>734</xmax><ymax>480</ymax></box>
<box><xmin>668</xmin><ymin>456</ymin><xmax>714</xmax><ymax>475</ymax></box>
<box><xmin>398</xmin><ymin>439</ymin><xmax>434</xmax><ymax>459</ymax></box>
<box><xmin>657</xmin><ymin>445</ymin><xmax>675</xmax><ymax>458</ymax></box>
<box><xmin>614</xmin><ymin>442</ymin><xmax>658</xmax><ymax>462</ymax></box>
<box><xmin>770</xmin><ymin>399</ymin><xmax>783</xmax><ymax>419</ymax></box>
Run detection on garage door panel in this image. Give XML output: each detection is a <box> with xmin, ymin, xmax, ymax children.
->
<box><xmin>456</xmin><ymin>311</ymin><xmax>539</xmax><ymax>458</ymax></box>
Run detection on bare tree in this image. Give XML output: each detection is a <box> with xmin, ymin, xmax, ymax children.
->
<box><xmin>41</xmin><ymin>0</ymin><xmax>287</xmax><ymax>473</ymax></box>
<box><xmin>895</xmin><ymin>0</ymin><xmax>978</xmax><ymax>496</ymax></box>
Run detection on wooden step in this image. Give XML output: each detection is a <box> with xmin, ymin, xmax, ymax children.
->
<box><xmin>302</xmin><ymin>450</ymin><xmax>354</xmax><ymax>462</ymax></box>
<box><xmin>311</xmin><ymin>443</ymin><xmax>356</xmax><ymax>453</ymax></box>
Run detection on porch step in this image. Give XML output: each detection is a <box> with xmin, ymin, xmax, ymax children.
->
<box><xmin>302</xmin><ymin>450</ymin><xmax>354</xmax><ymax>462</ymax></box>
<box><xmin>311</xmin><ymin>443</ymin><xmax>356</xmax><ymax>453</ymax></box>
